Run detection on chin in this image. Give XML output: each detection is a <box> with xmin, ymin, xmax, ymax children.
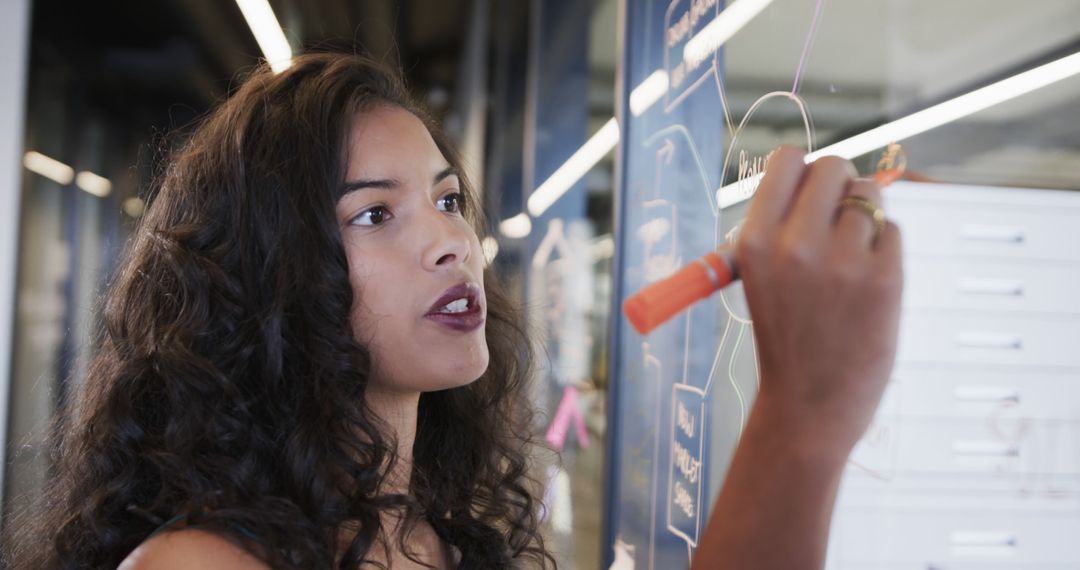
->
<box><xmin>374</xmin><ymin>349</ymin><xmax>489</xmax><ymax>394</ymax></box>
<box><xmin>364</xmin><ymin>324</ymin><xmax>492</xmax><ymax>392</ymax></box>
<box><xmin>427</xmin><ymin>357</ymin><xmax>489</xmax><ymax>392</ymax></box>
<box><xmin>425</xmin><ymin>336</ymin><xmax>490</xmax><ymax>390</ymax></box>
<box><xmin>425</xmin><ymin>374</ymin><xmax>484</xmax><ymax>393</ymax></box>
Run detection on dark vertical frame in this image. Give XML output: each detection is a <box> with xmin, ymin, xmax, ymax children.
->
<box><xmin>601</xmin><ymin>0</ymin><xmax>630</xmax><ymax>566</ymax></box>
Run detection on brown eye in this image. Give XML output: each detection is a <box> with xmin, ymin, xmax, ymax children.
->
<box><xmin>437</xmin><ymin>192</ymin><xmax>465</xmax><ymax>214</ymax></box>
<box><xmin>351</xmin><ymin>206</ymin><xmax>391</xmax><ymax>226</ymax></box>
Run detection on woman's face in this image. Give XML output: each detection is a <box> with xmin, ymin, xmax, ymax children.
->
<box><xmin>336</xmin><ymin>105</ymin><xmax>489</xmax><ymax>394</ymax></box>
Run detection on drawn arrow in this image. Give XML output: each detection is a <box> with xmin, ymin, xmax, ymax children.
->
<box><xmin>657</xmin><ymin>138</ymin><xmax>675</xmax><ymax>165</ymax></box>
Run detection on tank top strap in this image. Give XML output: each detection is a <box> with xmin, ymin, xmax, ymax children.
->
<box><xmin>148</xmin><ymin>512</ymin><xmax>260</xmax><ymax>542</ymax></box>
<box><xmin>148</xmin><ymin>513</ymin><xmax>190</xmax><ymax>538</ymax></box>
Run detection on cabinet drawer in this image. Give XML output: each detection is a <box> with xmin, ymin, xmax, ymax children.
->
<box><xmin>897</xmin><ymin>312</ymin><xmax>1080</xmax><ymax>368</ymax></box>
<box><xmin>885</xmin><ymin>182</ymin><xmax>1080</xmax><ymax>262</ymax></box>
<box><xmin>886</xmin><ymin>367</ymin><xmax>1080</xmax><ymax>421</ymax></box>
<box><xmin>845</xmin><ymin>416</ymin><xmax>1080</xmax><ymax>480</ymax></box>
<box><xmin>903</xmin><ymin>256</ymin><xmax>1080</xmax><ymax>315</ymax></box>
<box><xmin>889</xmin><ymin>417</ymin><xmax>1080</xmax><ymax>477</ymax></box>
<box><xmin>830</xmin><ymin>507</ymin><xmax>1080</xmax><ymax>566</ymax></box>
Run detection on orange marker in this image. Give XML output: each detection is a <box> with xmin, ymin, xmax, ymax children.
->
<box><xmin>623</xmin><ymin>166</ymin><xmax>904</xmax><ymax>335</ymax></box>
<box><xmin>871</xmin><ymin>166</ymin><xmax>904</xmax><ymax>187</ymax></box>
<box><xmin>623</xmin><ymin>244</ymin><xmax>737</xmax><ymax>335</ymax></box>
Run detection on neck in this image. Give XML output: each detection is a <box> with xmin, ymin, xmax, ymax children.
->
<box><xmin>343</xmin><ymin>385</ymin><xmax>449</xmax><ymax>567</ymax></box>
<box><xmin>364</xmin><ymin>385</ymin><xmax>421</xmax><ymax>496</ymax></box>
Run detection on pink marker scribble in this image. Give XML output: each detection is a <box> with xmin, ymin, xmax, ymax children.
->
<box><xmin>546</xmin><ymin>385</ymin><xmax>590</xmax><ymax>450</ymax></box>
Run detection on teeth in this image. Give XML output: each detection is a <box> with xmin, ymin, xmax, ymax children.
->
<box><xmin>438</xmin><ymin>298</ymin><xmax>469</xmax><ymax>314</ymax></box>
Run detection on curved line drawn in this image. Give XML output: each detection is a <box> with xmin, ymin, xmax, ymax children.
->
<box><xmin>700</xmin><ymin>90</ymin><xmax>814</xmax><ymax>457</ymax></box>
<box><xmin>663</xmin><ymin>0</ymin><xmax>723</xmax><ymax>115</ymax></box>
<box><xmin>643</xmin><ymin>125</ymin><xmax>717</xmax><ymax>212</ymax></box>
<box><xmin>717</xmin><ymin>91</ymin><xmax>815</xmax><ymax>226</ymax></box>
<box><xmin>791</xmin><ymin>0</ymin><xmax>827</xmax><ymax>94</ymax></box>
<box><xmin>639</xmin><ymin>200</ymin><xmax>680</xmax><ymax>283</ymax></box>
<box><xmin>726</xmin><ymin>323</ymin><xmax>747</xmax><ymax>434</ymax></box>
<box><xmin>644</xmin><ymin>129</ymin><xmax>716</xmax><ymax>563</ymax></box>
<box><xmin>641</xmin><ymin>139</ymin><xmax>682</xmax><ymax>283</ymax></box>
<box><xmin>749</xmin><ymin>328</ymin><xmax>760</xmax><ymax>389</ymax></box>
<box><xmin>637</xmin><ymin>94</ymin><xmax>818</xmax><ymax>570</ymax></box>
<box><xmin>637</xmin><ymin>129</ymin><xmax>717</xmax><ymax>569</ymax></box>
<box><xmin>710</xmin><ymin>59</ymin><xmax>735</xmax><ymax>133</ymax></box>
<box><xmin>703</xmin><ymin>315</ymin><xmax>733</xmax><ymax>395</ymax></box>
<box><xmin>695</xmin><ymin>90</ymin><xmax>816</xmax><ymax>561</ymax></box>
<box><xmin>632</xmin><ymin>3</ymin><xmax>850</xmax><ymax>566</ymax></box>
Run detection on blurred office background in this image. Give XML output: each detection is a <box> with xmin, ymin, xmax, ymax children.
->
<box><xmin>2</xmin><ymin>1</ymin><xmax>1080</xmax><ymax>568</ymax></box>
<box><xmin>1</xmin><ymin>0</ymin><xmax>616</xmax><ymax>567</ymax></box>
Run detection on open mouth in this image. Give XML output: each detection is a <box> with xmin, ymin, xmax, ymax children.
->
<box><xmin>425</xmin><ymin>282</ymin><xmax>484</xmax><ymax>332</ymax></box>
<box><xmin>434</xmin><ymin>297</ymin><xmax>471</xmax><ymax>314</ymax></box>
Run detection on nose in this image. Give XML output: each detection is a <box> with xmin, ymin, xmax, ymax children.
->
<box><xmin>421</xmin><ymin>211</ymin><xmax>472</xmax><ymax>271</ymax></box>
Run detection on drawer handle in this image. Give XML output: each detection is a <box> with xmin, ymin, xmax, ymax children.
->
<box><xmin>954</xmin><ymin>386</ymin><xmax>1020</xmax><ymax>403</ymax></box>
<box><xmin>957</xmin><ymin>278</ymin><xmax>1024</xmax><ymax>296</ymax></box>
<box><xmin>955</xmin><ymin>332</ymin><xmax>1022</xmax><ymax>349</ymax></box>
<box><xmin>949</xmin><ymin>531</ymin><xmax>1018</xmax><ymax>559</ymax></box>
<box><xmin>960</xmin><ymin>224</ymin><xmax>1026</xmax><ymax>243</ymax></box>
<box><xmin>952</xmin><ymin>440</ymin><xmax>1019</xmax><ymax>457</ymax></box>
<box><xmin>950</xmin><ymin>531</ymin><xmax>1017</xmax><ymax>547</ymax></box>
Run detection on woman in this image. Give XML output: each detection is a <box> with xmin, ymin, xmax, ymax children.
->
<box><xmin>8</xmin><ymin>52</ymin><xmax>902</xmax><ymax>569</ymax></box>
<box><xmin>9</xmin><ymin>53</ymin><xmax>552</xmax><ymax>569</ymax></box>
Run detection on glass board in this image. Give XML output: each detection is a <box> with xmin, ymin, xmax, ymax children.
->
<box><xmin>606</xmin><ymin>1</ymin><xmax>1080</xmax><ymax>568</ymax></box>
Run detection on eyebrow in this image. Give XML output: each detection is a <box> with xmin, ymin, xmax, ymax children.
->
<box><xmin>339</xmin><ymin>166</ymin><xmax>458</xmax><ymax>195</ymax></box>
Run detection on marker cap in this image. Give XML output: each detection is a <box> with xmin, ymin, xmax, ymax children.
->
<box><xmin>623</xmin><ymin>251</ymin><xmax>733</xmax><ymax>335</ymax></box>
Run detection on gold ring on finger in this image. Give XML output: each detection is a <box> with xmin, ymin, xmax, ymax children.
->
<box><xmin>838</xmin><ymin>196</ymin><xmax>885</xmax><ymax>239</ymax></box>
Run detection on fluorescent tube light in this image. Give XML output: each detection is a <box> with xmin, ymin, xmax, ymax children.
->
<box><xmin>75</xmin><ymin>171</ymin><xmax>112</xmax><ymax>198</ymax></box>
<box><xmin>683</xmin><ymin>0</ymin><xmax>775</xmax><ymax>67</ymax></box>
<box><xmin>235</xmin><ymin>0</ymin><xmax>293</xmax><ymax>73</ymax></box>
<box><xmin>531</xmin><ymin>0</ymin><xmax>774</xmax><ymax>215</ymax></box>
<box><xmin>808</xmin><ymin>50</ymin><xmax>1080</xmax><ymax>161</ymax></box>
<box><xmin>630</xmin><ymin>0</ymin><xmax>771</xmax><ymax>117</ymax></box>
<box><xmin>629</xmin><ymin>70</ymin><xmax>669</xmax><ymax>116</ymax></box>
<box><xmin>528</xmin><ymin>117</ymin><xmax>619</xmax><ymax>216</ymax></box>
<box><xmin>716</xmin><ymin>50</ymin><xmax>1080</xmax><ymax>208</ymax></box>
<box><xmin>22</xmin><ymin>151</ymin><xmax>74</xmax><ymax>185</ymax></box>
<box><xmin>500</xmin><ymin>213</ymin><xmax>532</xmax><ymax>239</ymax></box>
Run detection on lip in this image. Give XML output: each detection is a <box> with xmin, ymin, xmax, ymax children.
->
<box><xmin>424</xmin><ymin>282</ymin><xmax>485</xmax><ymax>332</ymax></box>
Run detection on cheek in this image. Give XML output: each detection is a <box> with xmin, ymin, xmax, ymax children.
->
<box><xmin>468</xmin><ymin>235</ymin><xmax>487</xmax><ymax>274</ymax></box>
<box><xmin>344</xmin><ymin>249</ymin><xmax>398</xmax><ymax>341</ymax></box>
<box><xmin>346</xmin><ymin>261</ymin><xmax>403</xmax><ymax>381</ymax></box>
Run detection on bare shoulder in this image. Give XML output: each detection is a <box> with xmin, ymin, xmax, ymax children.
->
<box><xmin>118</xmin><ymin>528</ymin><xmax>269</xmax><ymax>570</ymax></box>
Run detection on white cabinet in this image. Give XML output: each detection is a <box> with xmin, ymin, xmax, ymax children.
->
<box><xmin>828</xmin><ymin>182</ymin><xmax>1080</xmax><ymax>569</ymax></box>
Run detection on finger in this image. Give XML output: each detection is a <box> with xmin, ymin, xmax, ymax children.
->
<box><xmin>872</xmin><ymin>221</ymin><xmax>904</xmax><ymax>314</ymax></box>
<box><xmin>833</xmin><ymin>178</ymin><xmax>883</xmax><ymax>252</ymax></box>
<box><xmin>740</xmin><ymin>145</ymin><xmax>807</xmax><ymax>238</ymax></box>
<box><xmin>873</xmin><ymin>220</ymin><xmax>903</xmax><ymax>270</ymax></box>
<box><xmin>787</xmin><ymin>155</ymin><xmax>856</xmax><ymax>239</ymax></box>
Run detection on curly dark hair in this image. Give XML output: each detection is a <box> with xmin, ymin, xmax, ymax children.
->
<box><xmin>5</xmin><ymin>52</ymin><xmax>552</xmax><ymax>569</ymax></box>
